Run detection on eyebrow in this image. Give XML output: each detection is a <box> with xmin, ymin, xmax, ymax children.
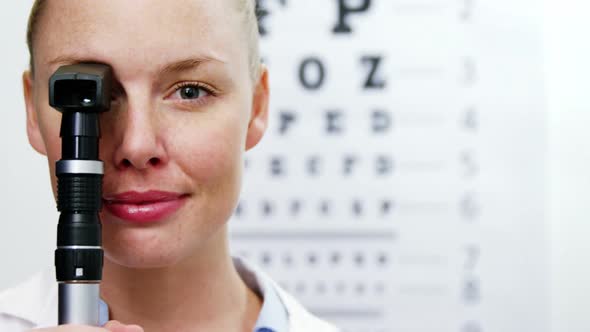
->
<box><xmin>159</xmin><ymin>57</ymin><xmax>224</xmax><ymax>76</ymax></box>
<box><xmin>46</xmin><ymin>56</ymin><xmax>227</xmax><ymax>75</ymax></box>
<box><xmin>47</xmin><ymin>55</ymin><xmax>103</xmax><ymax>67</ymax></box>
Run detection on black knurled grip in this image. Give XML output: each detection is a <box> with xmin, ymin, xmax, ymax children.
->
<box><xmin>57</xmin><ymin>218</ymin><xmax>101</xmax><ymax>246</ymax></box>
<box><xmin>55</xmin><ymin>248</ymin><xmax>103</xmax><ymax>281</ymax></box>
<box><xmin>57</xmin><ymin>175</ymin><xmax>102</xmax><ymax>212</ymax></box>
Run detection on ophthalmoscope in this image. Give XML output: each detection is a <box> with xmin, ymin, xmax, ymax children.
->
<box><xmin>49</xmin><ymin>63</ymin><xmax>112</xmax><ymax>326</ymax></box>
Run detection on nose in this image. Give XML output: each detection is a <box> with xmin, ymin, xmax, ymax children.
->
<box><xmin>110</xmin><ymin>94</ymin><xmax>167</xmax><ymax>171</ymax></box>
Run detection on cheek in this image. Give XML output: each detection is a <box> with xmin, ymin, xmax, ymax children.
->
<box><xmin>168</xmin><ymin>109</ymin><xmax>248</xmax><ymax>186</ymax></box>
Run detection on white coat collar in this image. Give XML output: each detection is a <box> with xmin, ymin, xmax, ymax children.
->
<box><xmin>234</xmin><ymin>258</ymin><xmax>340</xmax><ymax>332</ymax></box>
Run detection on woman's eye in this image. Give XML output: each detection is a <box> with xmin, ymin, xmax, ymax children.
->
<box><xmin>175</xmin><ymin>85</ymin><xmax>210</xmax><ymax>100</ymax></box>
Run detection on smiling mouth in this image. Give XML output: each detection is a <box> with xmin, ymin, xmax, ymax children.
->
<box><xmin>102</xmin><ymin>190</ymin><xmax>188</xmax><ymax>223</ymax></box>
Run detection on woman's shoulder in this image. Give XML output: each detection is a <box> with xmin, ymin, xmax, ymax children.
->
<box><xmin>0</xmin><ymin>266</ymin><xmax>57</xmax><ymax>330</ymax></box>
<box><xmin>233</xmin><ymin>257</ymin><xmax>341</xmax><ymax>332</ymax></box>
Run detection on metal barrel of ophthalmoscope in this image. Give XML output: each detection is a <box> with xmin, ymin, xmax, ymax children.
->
<box><xmin>49</xmin><ymin>64</ymin><xmax>112</xmax><ymax>326</ymax></box>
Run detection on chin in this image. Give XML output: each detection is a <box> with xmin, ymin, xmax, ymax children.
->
<box><xmin>104</xmin><ymin>238</ymin><xmax>184</xmax><ymax>269</ymax></box>
<box><xmin>101</xmin><ymin>223</ymin><xmax>188</xmax><ymax>269</ymax></box>
<box><xmin>104</xmin><ymin>250</ymin><xmax>182</xmax><ymax>269</ymax></box>
<box><xmin>100</xmin><ymin>219</ymin><xmax>224</xmax><ymax>271</ymax></box>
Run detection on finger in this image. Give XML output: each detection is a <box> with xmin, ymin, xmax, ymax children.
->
<box><xmin>103</xmin><ymin>320</ymin><xmax>124</xmax><ymax>328</ymax></box>
<box><xmin>125</xmin><ymin>325</ymin><xmax>144</xmax><ymax>332</ymax></box>
<box><xmin>29</xmin><ymin>324</ymin><xmax>110</xmax><ymax>332</ymax></box>
<box><xmin>103</xmin><ymin>320</ymin><xmax>127</xmax><ymax>332</ymax></box>
<box><xmin>103</xmin><ymin>320</ymin><xmax>144</xmax><ymax>332</ymax></box>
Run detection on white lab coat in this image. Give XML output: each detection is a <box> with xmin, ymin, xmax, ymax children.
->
<box><xmin>0</xmin><ymin>259</ymin><xmax>340</xmax><ymax>332</ymax></box>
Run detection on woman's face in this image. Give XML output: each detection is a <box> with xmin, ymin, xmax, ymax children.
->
<box><xmin>23</xmin><ymin>0</ymin><xmax>268</xmax><ymax>268</ymax></box>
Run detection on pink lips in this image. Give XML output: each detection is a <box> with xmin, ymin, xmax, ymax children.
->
<box><xmin>103</xmin><ymin>190</ymin><xmax>187</xmax><ymax>224</ymax></box>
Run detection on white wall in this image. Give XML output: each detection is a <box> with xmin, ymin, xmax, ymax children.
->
<box><xmin>545</xmin><ymin>1</ymin><xmax>590</xmax><ymax>331</ymax></box>
<box><xmin>0</xmin><ymin>0</ymin><xmax>57</xmax><ymax>291</ymax></box>
<box><xmin>0</xmin><ymin>0</ymin><xmax>588</xmax><ymax>331</ymax></box>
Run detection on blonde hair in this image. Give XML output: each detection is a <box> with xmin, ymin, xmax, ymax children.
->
<box><xmin>26</xmin><ymin>0</ymin><xmax>261</xmax><ymax>81</ymax></box>
<box><xmin>236</xmin><ymin>0</ymin><xmax>262</xmax><ymax>81</ymax></box>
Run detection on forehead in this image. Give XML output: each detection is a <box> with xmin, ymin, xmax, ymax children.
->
<box><xmin>34</xmin><ymin>0</ymin><xmax>245</xmax><ymax>79</ymax></box>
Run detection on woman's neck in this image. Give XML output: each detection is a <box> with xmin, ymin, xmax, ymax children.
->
<box><xmin>99</xmin><ymin>229</ymin><xmax>262</xmax><ymax>332</ymax></box>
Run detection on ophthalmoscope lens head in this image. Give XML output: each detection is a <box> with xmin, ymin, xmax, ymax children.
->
<box><xmin>54</xmin><ymin>79</ymin><xmax>96</xmax><ymax>108</ymax></box>
<box><xmin>49</xmin><ymin>63</ymin><xmax>112</xmax><ymax>113</ymax></box>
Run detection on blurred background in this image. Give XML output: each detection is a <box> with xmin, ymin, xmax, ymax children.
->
<box><xmin>0</xmin><ymin>1</ymin><xmax>589</xmax><ymax>331</ymax></box>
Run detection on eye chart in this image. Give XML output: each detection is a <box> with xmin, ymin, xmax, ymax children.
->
<box><xmin>229</xmin><ymin>1</ymin><xmax>548</xmax><ymax>331</ymax></box>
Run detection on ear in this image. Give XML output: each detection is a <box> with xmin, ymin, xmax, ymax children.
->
<box><xmin>245</xmin><ymin>65</ymin><xmax>270</xmax><ymax>151</ymax></box>
<box><xmin>23</xmin><ymin>71</ymin><xmax>47</xmax><ymax>155</ymax></box>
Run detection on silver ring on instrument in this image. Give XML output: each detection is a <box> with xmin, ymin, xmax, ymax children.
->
<box><xmin>56</xmin><ymin>160</ymin><xmax>104</xmax><ymax>175</ymax></box>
